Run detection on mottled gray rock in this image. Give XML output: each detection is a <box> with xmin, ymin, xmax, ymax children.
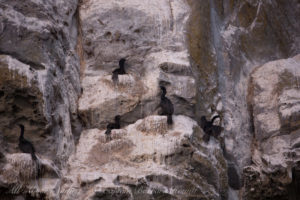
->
<box><xmin>187</xmin><ymin>1</ymin><xmax>300</xmax><ymax>198</ymax></box>
<box><xmin>78</xmin><ymin>0</ymin><xmax>196</xmax><ymax>129</ymax></box>
<box><xmin>62</xmin><ymin>115</ymin><xmax>228</xmax><ymax>200</ymax></box>
<box><xmin>0</xmin><ymin>0</ymin><xmax>81</xmax><ymax>198</ymax></box>
<box><xmin>0</xmin><ymin>0</ymin><xmax>299</xmax><ymax>199</ymax></box>
<box><xmin>244</xmin><ymin>54</ymin><xmax>300</xmax><ymax>199</ymax></box>
<box><xmin>0</xmin><ymin>153</ymin><xmax>61</xmax><ymax>199</ymax></box>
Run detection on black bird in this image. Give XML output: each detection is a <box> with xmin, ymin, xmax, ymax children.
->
<box><xmin>200</xmin><ymin>115</ymin><xmax>223</xmax><ymax>142</ymax></box>
<box><xmin>159</xmin><ymin>86</ymin><xmax>174</xmax><ymax>125</ymax></box>
<box><xmin>112</xmin><ymin>58</ymin><xmax>126</xmax><ymax>83</ymax></box>
<box><xmin>105</xmin><ymin>115</ymin><xmax>121</xmax><ymax>140</ymax></box>
<box><xmin>18</xmin><ymin>124</ymin><xmax>37</xmax><ymax>160</ymax></box>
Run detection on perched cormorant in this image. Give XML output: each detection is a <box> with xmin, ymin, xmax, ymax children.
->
<box><xmin>200</xmin><ymin>115</ymin><xmax>223</xmax><ymax>142</ymax></box>
<box><xmin>227</xmin><ymin>163</ymin><xmax>241</xmax><ymax>190</ymax></box>
<box><xmin>112</xmin><ymin>58</ymin><xmax>126</xmax><ymax>83</ymax></box>
<box><xmin>159</xmin><ymin>86</ymin><xmax>174</xmax><ymax>125</ymax></box>
<box><xmin>105</xmin><ymin>115</ymin><xmax>121</xmax><ymax>140</ymax></box>
<box><xmin>18</xmin><ymin>124</ymin><xmax>37</xmax><ymax>160</ymax></box>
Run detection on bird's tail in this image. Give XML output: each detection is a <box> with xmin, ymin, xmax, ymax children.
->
<box><xmin>31</xmin><ymin>154</ymin><xmax>42</xmax><ymax>178</ymax></box>
<box><xmin>105</xmin><ymin>129</ymin><xmax>112</xmax><ymax>141</ymax></box>
<box><xmin>211</xmin><ymin>125</ymin><xmax>224</xmax><ymax>138</ymax></box>
<box><xmin>31</xmin><ymin>152</ymin><xmax>37</xmax><ymax>161</ymax></box>
<box><xmin>112</xmin><ymin>73</ymin><xmax>118</xmax><ymax>83</ymax></box>
<box><xmin>36</xmin><ymin>160</ymin><xmax>42</xmax><ymax>178</ymax></box>
<box><xmin>105</xmin><ymin>128</ymin><xmax>111</xmax><ymax>135</ymax></box>
<box><xmin>203</xmin><ymin>134</ymin><xmax>210</xmax><ymax>143</ymax></box>
<box><xmin>167</xmin><ymin>115</ymin><xmax>173</xmax><ymax>125</ymax></box>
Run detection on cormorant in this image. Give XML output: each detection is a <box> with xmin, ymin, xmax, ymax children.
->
<box><xmin>105</xmin><ymin>115</ymin><xmax>121</xmax><ymax>140</ymax></box>
<box><xmin>112</xmin><ymin>58</ymin><xmax>126</xmax><ymax>83</ymax></box>
<box><xmin>18</xmin><ymin>124</ymin><xmax>37</xmax><ymax>160</ymax></box>
<box><xmin>159</xmin><ymin>86</ymin><xmax>174</xmax><ymax>125</ymax></box>
<box><xmin>227</xmin><ymin>163</ymin><xmax>241</xmax><ymax>190</ymax></box>
<box><xmin>200</xmin><ymin>115</ymin><xmax>223</xmax><ymax>142</ymax></box>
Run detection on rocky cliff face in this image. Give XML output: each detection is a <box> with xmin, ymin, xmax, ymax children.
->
<box><xmin>186</xmin><ymin>0</ymin><xmax>300</xmax><ymax>199</ymax></box>
<box><xmin>244</xmin><ymin>55</ymin><xmax>300</xmax><ymax>200</ymax></box>
<box><xmin>0</xmin><ymin>0</ymin><xmax>81</xmax><ymax>199</ymax></box>
<box><xmin>0</xmin><ymin>0</ymin><xmax>299</xmax><ymax>199</ymax></box>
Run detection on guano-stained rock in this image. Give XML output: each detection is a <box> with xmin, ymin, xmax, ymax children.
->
<box><xmin>62</xmin><ymin>115</ymin><xmax>228</xmax><ymax>200</ymax></box>
<box><xmin>0</xmin><ymin>0</ymin><xmax>300</xmax><ymax>199</ymax></box>
<box><xmin>78</xmin><ymin>0</ymin><xmax>197</xmax><ymax>129</ymax></box>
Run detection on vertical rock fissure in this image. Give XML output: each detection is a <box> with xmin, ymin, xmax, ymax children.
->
<box><xmin>75</xmin><ymin>1</ymin><xmax>85</xmax><ymax>81</ymax></box>
<box><xmin>168</xmin><ymin>0</ymin><xmax>174</xmax><ymax>31</ymax></box>
<box><xmin>210</xmin><ymin>0</ymin><xmax>245</xmax><ymax>194</ymax></box>
<box><xmin>209</xmin><ymin>0</ymin><xmax>224</xmax><ymax>96</ymax></box>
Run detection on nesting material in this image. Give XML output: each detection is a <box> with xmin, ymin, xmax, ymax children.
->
<box><xmin>89</xmin><ymin>139</ymin><xmax>133</xmax><ymax>166</ymax></box>
<box><xmin>103</xmin><ymin>74</ymin><xmax>138</xmax><ymax>93</ymax></box>
<box><xmin>111</xmin><ymin>129</ymin><xmax>127</xmax><ymax>140</ymax></box>
<box><xmin>136</xmin><ymin>115</ymin><xmax>168</xmax><ymax>135</ymax></box>
<box><xmin>5</xmin><ymin>153</ymin><xmax>37</xmax><ymax>183</ymax></box>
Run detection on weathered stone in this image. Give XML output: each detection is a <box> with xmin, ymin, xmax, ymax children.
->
<box><xmin>0</xmin><ymin>0</ymin><xmax>81</xmax><ymax>198</ymax></box>
<box><xmin>0</xmin><ymin>0</ymin><xmax>300</xmax><ymax>199</ymax></box>
<box><xmin>78</xmin><ymin>0</ymin><xmax>197</xmax><ymax>129</ymax></box>
<box><xmin>244</xmin><ymin>54</ymin><xmax>300</xmax><ymax>199</ymax></box>
<box><xmin>187</xmin><ymin>2</ymin><xmax>300</xmax><ymax>198</ymax></box>
<box><xmin>62</xmin><ymin>115</ymin><xmax>228</xmax><ymax>200</ymax></box>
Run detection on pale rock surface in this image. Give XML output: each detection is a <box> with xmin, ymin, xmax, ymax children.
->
<box><xmin>78</xmin><ymin>0</ymin><xmax>197</xmax><ymax>129</ymax></box>
<box><xmin>62</xmin><ymin>115</ymin><xmax>228</xmax><ymax>200</ymax></box>
<box><xmin>0</xmin><ymin>0</ymin><xmax>81</xmax><ymax>198</ymax></box>
<box><xmin>0</xmin><ymin>0</ymin><xmax>300</xmax><ymax>199</ymax></box>
<box><xmin>0</xmin><ymin>153</ymin><xmax>61</xmax><ymax>199</ymax></box>
<box><xmin>244</xmin><ymin>54</ymin><xmax>300</xmax><ymax>199</ymax></box>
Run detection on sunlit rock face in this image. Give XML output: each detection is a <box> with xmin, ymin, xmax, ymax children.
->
<box><xmin>0</xmin><ymin>0</ymin><xmax>81</xmax><ymax>198</ymax></box>
<box><xmin>244</xmin><ymin>55</ymin><xmax>300</xmax><ymax>200</ymax></box>
<box><xmin>78</xmin><ymin>0</ymin><xmax>197</xmax><ymax>129</ymax></box>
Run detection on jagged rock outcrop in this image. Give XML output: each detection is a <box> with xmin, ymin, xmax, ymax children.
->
<box><xmin>78</xmin><ymin>0</ymin><xmax>196</xmax><ymax>129</ymax></box>
<box><xmin>0</xmin><ymin>0</ymin><xmax>299</xmax><ymax>199</ymax></box>
<box><xmin>74</xmin><ymin>1</ymin><xmax>226</xmax><ymax>199</ymax></box>
<box><xmin>1</xmin><ymin>153</ymin><xmax>61</xmax><ymax>199</ymax></box>
<box><xmin>62</xmin><ymin>115</ymin><xmax>228</xmax><ymax>200</ymax></box>
<box><xmin>187</xmin><ymin>0</ymin><xmax>300</xmax><ymax>198</ymax></box>
<box><xmin>244</xmin><ymin>54</ymin><xmax>300</xmax><ymax>199</ymax></box>
<box><xmin>0</xmin><ymin>0</ymin><xmax>81</xmax><ymax>198</ymax></box>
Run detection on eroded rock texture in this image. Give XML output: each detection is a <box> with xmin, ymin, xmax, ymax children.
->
<box><xmin>187</xmin><ymin>0</ymin><xmax>300</xmax><ymax>199</ymax></box>
<box><xmin>0</xmin><ymin>0</ymin><xmax>299</xmax><ymax>199</ymax></box>
<box><xmin>0</xmin><ymin>0</ymin><xmax>81</xmax><ymax>199</ymax></box>
<box><xmin>72</xmin><ymin>0</ymin><xmax>226</xmax><ymax>199</ymax></box>
<box><xmin>244</xmin><ymin>55</ymin><xmax>300</xmax><ymax>200</ymax></box>
<box><xmin>78</xmin><ymin>0</ymin><xmax>196</xmax><ymax>129</ymax></box>
<box><xmin>62</xmin><ymin>115</ymin><xmax>227</xmax><ymax>199</ymax></box>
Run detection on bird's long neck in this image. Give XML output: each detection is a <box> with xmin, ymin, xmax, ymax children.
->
<box><xmin>210</xmin><ymin>115</ymin><xmax>220</xmax><ymax>124</ymax></box>
<box><xmin>19</xmin><ymin>126</ymin><xmax>24</xmax><ymax>139</ymax></box>
<box><xmin>161</xmin><ymin>90</ymin><xmax>166</xmax><ymax>99</ymax></box>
